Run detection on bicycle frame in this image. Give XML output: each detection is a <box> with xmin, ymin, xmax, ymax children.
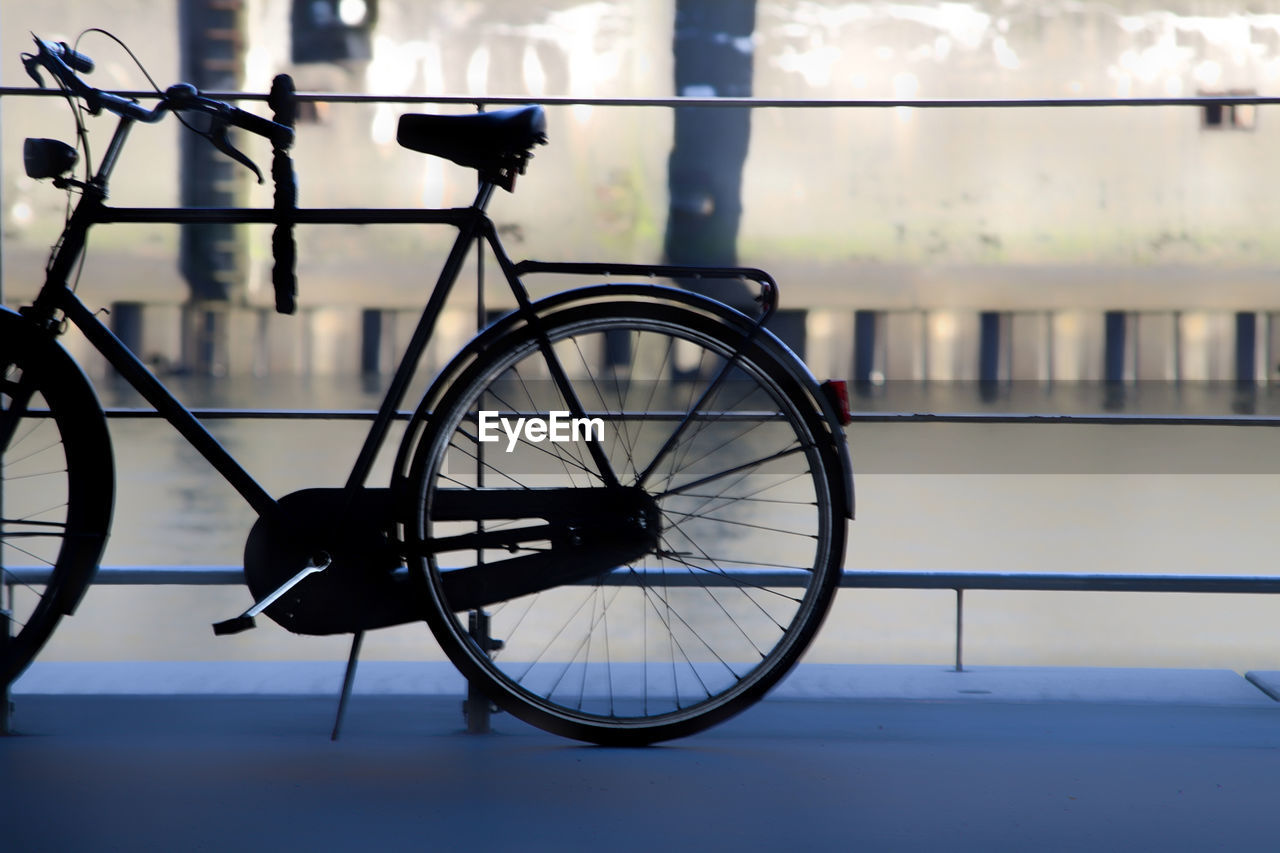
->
<box><xmin>24</xmin><ymin>110</ymin><xmax>792</xmax><ymax>540</ymax></box>
<box><xmin>7</xmin><ymin>67</ymin><xmax>857</xmax><ymax>742</ymax></box>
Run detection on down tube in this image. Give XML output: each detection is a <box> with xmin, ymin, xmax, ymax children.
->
<box><xmin>56</xmin><ymin>292</ymin><xmax>280</xmax><ymax>519</ymax></box>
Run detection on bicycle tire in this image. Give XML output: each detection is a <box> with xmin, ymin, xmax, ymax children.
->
<box><xmin>404</xmin><ymin>299</ymin><xmax>846</xmax><ymax>744</ymax></box>
<box><xmin>1</xmin><ymin>311</ymin><xmax>114</xmax><ymax>686</ymax></box>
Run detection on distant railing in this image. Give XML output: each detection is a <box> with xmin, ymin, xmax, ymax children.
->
<box><xmin>8</xmin><ymin>562</ymin><xmax>1280</xmax><ymax>674</ymax></box>
<box><xmin>86</xmin><ymin>407</ymin><xmax>1280</xmax><ymax>427</ymax></box>
<box><xmin>6</xmin><ymin>87</ymin><xmax>1280</xmax><ymax>110</ymax></box>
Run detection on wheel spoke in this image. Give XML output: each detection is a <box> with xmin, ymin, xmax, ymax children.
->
<box><xmin>655</xmin><ymin>528</ymin><xmax>801</xmax><ymax>614</ymax></box>
<box><xmin>661</xmin><ymin>506</ymin><xmax>819</xmax><ymax>540</ymax></box>
<box><xmin>412</xmin><ymin>303</ymin><xmax>843</xmax><ymax>743</ymax></box>
<box><xmin>654</xmin><ymin>444</ymin><xmax>811</xmax><ymax>500</ymax></box>
<box><xmin>1</xmin><ymin>336</ymin><xmax>112</xmax><ymax>686</ymax></box>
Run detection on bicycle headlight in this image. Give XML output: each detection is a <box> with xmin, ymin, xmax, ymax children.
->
<box><xmin>23</xmin><ymin>138</ymin><xmax>78</xmax><ymax>180</ymax></box>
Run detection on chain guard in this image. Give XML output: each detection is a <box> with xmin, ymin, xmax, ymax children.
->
<box><xmin>243</xmin><ymin>488</ymin><xmax>416</xmax><ymax>635</ymax></box>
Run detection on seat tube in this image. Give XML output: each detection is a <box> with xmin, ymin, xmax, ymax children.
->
<box><xmin>343</xmin><ymin>191</ymin><xmax>495</xmax><ymax>491</ymax></box>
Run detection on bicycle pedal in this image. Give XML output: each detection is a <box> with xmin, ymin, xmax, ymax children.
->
<box><xmin>212</xmin><ymin>615</ymin><xmax>257</xmax><ymax>636</ymax></box>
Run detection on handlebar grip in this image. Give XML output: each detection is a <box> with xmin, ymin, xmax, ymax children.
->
<box><xmin>268</xmin><ymin>74</ymin><xmax>298</xmax><ymax>315</ymax></box>
<box><xmin>268</xmin><ymin>73</ymin><xmax>298</xmax><ymax>133</ymax></box>
<box><xmin>51</xmin><ymin>41</ymin><xmax>94</xmax><ymax>74</ymax></box>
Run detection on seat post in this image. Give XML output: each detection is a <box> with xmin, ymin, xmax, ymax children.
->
<box><xmin>471</xmin><ymin>180</ymin><xmax>497</xmax><ymax>212</ymax></box>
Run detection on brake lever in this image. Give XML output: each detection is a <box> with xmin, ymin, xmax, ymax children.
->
<box><xmin>24</xmin><ymin>42</ymin><xmax>105</xmax><ymax>115</ymax></box>
<box><xmin>207</xmin><ymin>118</ymin><xmax>265</xmax><ymax>184</ymax></box>
<box><xmin>22</xmin><ymin>54</ymin><xmax>46</xmax><ymax>88</ymax></box>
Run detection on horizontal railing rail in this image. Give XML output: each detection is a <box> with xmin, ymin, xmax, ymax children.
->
<box><xmin>6</xmin><ymin>565</ymin><xmax>1280</xmax><ymax>675</ymax></box>
<box><xmin>5</xmin><ymin>87</ymin><xmax>1280</xmax><ymax>110</ymax></box>
<box><xmin>84</xmin><ymin>408</ymin><xmax>1280</xmax><ymax>427</ymax></box>
<box><xmin>9</xmin><ymin>565</ymin><xmax>1280</xmax><ymax>594</ymax></box>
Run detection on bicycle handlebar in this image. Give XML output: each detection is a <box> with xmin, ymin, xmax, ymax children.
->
<box><xmin>24</xmin><ymin>37</ymin><xmax>294</xmax><ymax>150</ymax></box>
<box><xmin>267</xmin><ymin>74</ymin><xmax>299</xmax><ymax>315</ymax></box>
<box><xmin>164</xmin><ymin>83</ymin><xmax>295</xmax><ymax>150</ymax></box>
<box><xmin>44</xmin><ymin>39</ymin><xmax>95</xmax><ymax>74</ymax></box>
<box><xmin>25</xmin><ymin>34</ymin><xmax>301</xmax><ymax>314</ymax></box>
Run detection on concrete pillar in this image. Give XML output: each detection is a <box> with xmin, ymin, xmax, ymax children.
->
<box><xmin>853</xmin><ymin>309</ymin><xmax>881</xmax><ymax>393</ymax></box>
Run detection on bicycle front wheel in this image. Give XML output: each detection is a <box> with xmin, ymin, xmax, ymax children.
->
<box><xmin>1</xmin><ymin>315</ymin><xmax>113</xmax><ymax>685</ymax></box>
<box><xmin>405</xmin><ymin>300</ymin><xmax>847</xmax><ymax>744</ymax></box>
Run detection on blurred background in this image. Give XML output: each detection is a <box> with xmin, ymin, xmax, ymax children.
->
<box><xmin>8</xmin><ymin>1</ymin><xmax>1280</xmax><ymax>403</ymax></box>
<box><xmin>5</xmin><ymin>1</ymin><xmax>1280</xmax><ymax>675</ymax></box>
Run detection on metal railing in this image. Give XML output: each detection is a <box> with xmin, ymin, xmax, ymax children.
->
<box><xmin>11</xmin><ymin>397</ymin><xmax>1280</xmax><ymax>682</ymax></box>
<box><xmin>8</xmin><ymin>563</ymin><xmax>1280</xmax><ymax>675</ymax></box>
<box><xmin>80</xmin><ymin>406</ymin><xmax>1280</xmax><ymax>426</ymax></box>
<box><xmin>6</xmin><ymin>86</ymin><xmax>1280</xmax><ymax>109</ymax></box>
<box><xmin>6</xmin><ymin>87</ymin><xmax>1280</xmax><ymax>723</ymax></box>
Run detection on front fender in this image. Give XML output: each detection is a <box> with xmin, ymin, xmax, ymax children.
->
<box><xmin>0</xmin><ymin>307</ymin><xmax>114</xmax><ymax>615</ymax></box>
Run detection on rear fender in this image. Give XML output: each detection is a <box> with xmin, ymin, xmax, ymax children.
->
<box><xmin>392</xmin><ymin>284</ymin><xmax>853</xmax><ymax>518</ymax></box>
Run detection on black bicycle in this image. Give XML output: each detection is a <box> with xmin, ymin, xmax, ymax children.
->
<box><xmin>1</xmin><ymin>35</ymin><xmax>853</xmax><ymax>745</ymax></box>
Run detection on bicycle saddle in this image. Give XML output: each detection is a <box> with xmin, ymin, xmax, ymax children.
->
<box><xmin>397</xmin><ymin>105</ymin><xmax>547</xmax><ymax>191</ymax></box>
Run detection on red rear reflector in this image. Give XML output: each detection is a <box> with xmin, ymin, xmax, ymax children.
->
<box><xmin>820</xmin><ymin>379</ymin><xmax>852</xmax><ymax>426</ymax></box>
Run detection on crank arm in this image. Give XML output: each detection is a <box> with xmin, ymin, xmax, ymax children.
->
<box><xmin>213</xmin><ymin>552</ymin><xmax>331</xmax><ymax>635</ymax></box>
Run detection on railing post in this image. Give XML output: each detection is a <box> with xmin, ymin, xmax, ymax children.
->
<box><xmin>978</xmin><ymin>311</ymin><xmax>1005</xmax><ymax>398</ymax></box>
<box><xmin>463</xmin><ymin>610</ymin><xmax>498</xmax><ymax>734</ymax></box>
<box><xmin>853</xmin><ymin>310</ymin><xmax>880</xmax><ymax>392</ymax></box>
<box><xmin>2</xmin><ymin>591</ymin><xmax>12</xmax><ymax>735</ymax></box>
<box><xmin>954</xmin><ymin>588</ymin><xmax>964</xmax><ymax>673</ymax></box>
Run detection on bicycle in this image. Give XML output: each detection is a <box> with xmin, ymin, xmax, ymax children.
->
<box><xmin>1</xmin><ymin>34</ymin><xmax>853</xmax><ymax>745</ymax></box>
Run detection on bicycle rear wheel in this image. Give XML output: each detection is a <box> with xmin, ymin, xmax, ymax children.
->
<box><xmin>1</xmin><ymin>315</ymin><xmax>113</xmax><ymax>685</ymax></box>
<box><xmin>405</xmin><ymin>299</ymin><xmax>847</xmax><ymax>744</ymax></box>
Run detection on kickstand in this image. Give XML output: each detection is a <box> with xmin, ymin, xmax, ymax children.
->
<box><xmin>1</xmin><ymin>607</ymin><xmax>12</xmax><ymax>735</ymax></box>
<box><xmin>330</xmin><ymin>630</ymin><xmax>364</xmax><ymax>741</ymax></box>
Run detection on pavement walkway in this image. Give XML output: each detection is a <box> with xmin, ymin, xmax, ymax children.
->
<box><xmin>5</xmin><ymin>663</ymin><xmax>1280</xmax><ymax>852</ymax></box>
<box><xmin>12</xmin><ymin>659</ymin><xmax>1280</xmax><ymax>705</ymax></box>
